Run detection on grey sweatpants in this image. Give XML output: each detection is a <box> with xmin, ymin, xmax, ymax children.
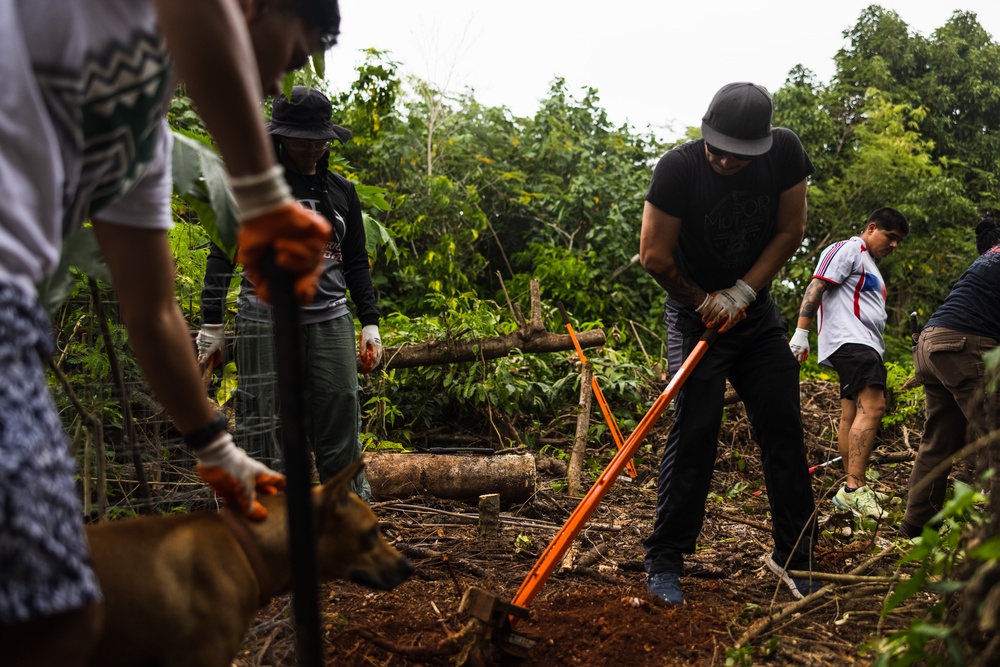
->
<box><xmin>234</xmin><ymin>313</ymin><xmax>370</xmax><ymax>499</ymax></box>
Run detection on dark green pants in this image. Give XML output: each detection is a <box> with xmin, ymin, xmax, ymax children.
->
<box><xmin>234</xmin><ymin>314</ymin><xmax>370</xmax><ymax>499</ymax></box>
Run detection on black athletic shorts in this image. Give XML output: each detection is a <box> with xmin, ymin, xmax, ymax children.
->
<box><xmin>826</xmin><ymin>343</ymin><xmax>887</xmax><ymax>399</ymax></box>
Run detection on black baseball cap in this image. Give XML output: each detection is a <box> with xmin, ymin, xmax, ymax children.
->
<box><xmin>303</xmin><ymin>0</ymin><xmax>341</xmax><ymax>51</ymax></box>
<box><xmin>268</xmin><ymin>86</ymin><xmax>352</xmax><ymax>144</ymax></box>
<box><xmin>700</xmin><ymin>82</ymin><xmax>773</xmax><ymax>156</ymax></box>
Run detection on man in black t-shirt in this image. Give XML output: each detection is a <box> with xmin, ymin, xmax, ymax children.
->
<box><xmin>639</xmin><ymin>82</ymin><xmax>819</xmax><ymax>604</ymax></box>
<box><xmin>900</xmin><ymin>218</ymin><xmax>1000</xmax><ymax>538</ymax></box>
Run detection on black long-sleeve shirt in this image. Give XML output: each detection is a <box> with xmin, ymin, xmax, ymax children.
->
<box><xmin>200</xmin><ymin>167</ymin><xmax>379</xmax><ymax>327</ymax></box>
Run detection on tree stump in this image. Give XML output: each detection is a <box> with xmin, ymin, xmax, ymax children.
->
<box><xmin>477</xmin><ymin>493</ymin><xmax>500</xmax><ymax>547</ymax></box>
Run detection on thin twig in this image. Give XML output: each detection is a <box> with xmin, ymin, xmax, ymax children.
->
<box><xmin>628</xmin><ymin>320</ymin><xmax>651</xmax><ymax>366</ymax></box>
<box><xmin>496</xmin><ymin>271</ymin><xmax>525</xmax><ymax>330</ymax></box>
<box><xmin>787</xmin><ymin>570</ymin><xmax>900</xmax><ymax>585</ymax></box>
<box><xmin>89</xmin><ymin>278</ymin><xmax>152</xmax><ymax>509</ymax></box>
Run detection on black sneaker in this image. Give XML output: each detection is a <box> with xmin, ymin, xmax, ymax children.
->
<box><xmin>647</xmin><ymin>571</ymin><xmax>684</xmax><ymax>605</ymax></box>
<box><xmin>764</xmin><ymin>554</ymin><xmax>823</xmax><ymax>599</ymax></box>
<box><xmin>898</xmin><ymin>521</ymin><xmax>923</xmax><ymax>540</ymax></box>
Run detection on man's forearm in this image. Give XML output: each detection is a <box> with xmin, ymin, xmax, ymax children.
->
<box><xmin>743</xmin><ymin>229</ymin><xmax>802</xmax><ymax>293</ymax></box>
<box><xmin>155</xmin><ymin>0</ymin><xmax>272</xmax><ymax>176</ymax></box>
<box><xmin>126</xmin><ymin>302</ymin><xmax>217</xmax><ymax>433</ymax></box>
<box><xmin>743</xmin><ymin>179</ymin><xmax>808</xmax><ymax>293</ymax></box>
<box><xmin>644</xmin><ymin>265</ymin><xmax>707</xmax><ymax>310</ymax></box>
<box><xmin>93</xmin><ymin>223</ymin><xmax>217</xmax><ymax>434</ymax></box>
<box><xmin>796</xmin><ymin>279</ymin><xmax>827</xmax><ymax>329</ymax></box>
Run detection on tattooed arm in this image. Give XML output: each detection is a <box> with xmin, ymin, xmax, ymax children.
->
<box><xmin>788</xmin><ymin>277</ymin><xmax>830</xmax><ymax>362</ymax></box>
<box><xmin>795</xmin><ymin>278</ymin><xmax>830</xmax><ymax>330</ymax></box>
<box><xmin>639</xmin><ymin>201</ymin><xmax>707</xmax><ymax>309</ymax></box>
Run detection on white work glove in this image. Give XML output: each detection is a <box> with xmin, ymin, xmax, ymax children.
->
<box><xmin>696</xmin><ymin>279</ymin><xmax>756</xmax><ymax>332</ymax></box>
<box><xmin>196</xmin><ymin>323</ymin><xmax>225</xmax><ymax>367</ymax></box>
<box><xmin>789</xmin><ymin>327</ymin><xmax>811</xmax><ymax>363</ymax></box>
<box><xmin>359</xmin><ymin>324</ymin><xmax>382</xmax><ymax>373</ymax></box>
<box><xmin>194</xmin><ymin>432</ymin><xmax>285</xmax><ymax>520</ymax></box>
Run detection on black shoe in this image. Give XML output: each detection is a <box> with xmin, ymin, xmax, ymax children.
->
<box><xmin>647</xmin><ymin>571</ymin><xmax>684</xmax><ymax>605</ymax></box>
<box><xmin>765</xmin><ymin>554</ymin><xmax>823</xmax><ymax>599</ymax></box>
<box><xmin>898</xmin><ymin>521</ymin><xmax>923</xmax><ymax>539</ymax></box>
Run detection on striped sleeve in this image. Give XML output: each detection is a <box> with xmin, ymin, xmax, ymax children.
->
<box><xmin>813</xmin><ymin>240</ymin><xmax>853</xmax><ymax>285</ymax></box>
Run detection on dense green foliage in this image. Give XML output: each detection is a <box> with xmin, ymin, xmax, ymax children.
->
<box><xmin>40</xmin><ymin>5</ymin><xmax>997</xmax><ymax>450</ymax></box>
<box><xmin>118</xmin><ymin>5</ymin><xmax>1000</xmax><ymax>445</ymax></box>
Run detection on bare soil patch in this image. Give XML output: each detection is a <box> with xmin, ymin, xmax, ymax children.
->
<box><xmin>233</xmin><ymin>380</ymin><xmax>929</xmax><ymax>666</ymax></box>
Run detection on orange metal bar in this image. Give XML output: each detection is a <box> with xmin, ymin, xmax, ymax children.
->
<box><xmin>564</xmin><ymin>320</ymin><xmax>589</xmax><ymax>364</ymax></box>
<box><xmin>510</xmin><ymin>327</ymin><xmax>718</xmax><ymax>616</ymax></box>
<box><xmin>589</xmin><ymin>375</ymin><xmax>637</xmax><ymax>479</ymax></box>
<box><xmin>559</xmin><ymin>305</ymin><xmax>638</xmax><ymax>479</ymax></box>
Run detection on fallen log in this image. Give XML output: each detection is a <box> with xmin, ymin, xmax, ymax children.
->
<box><xmin>379</xmin><ymin>327</ymin><xmax>607</xmax><ymax>370</ymax></box>
<box><xmin>372</xmin><ymin>279</ymin><xmax>606</xmax><ymax>370</ymax></box>
<box><xmin>199</xmin><ymin>279</ymin><xmax>606</xmax><ymax>372</ymax></box>
<box><xmin>364</xmin><ymin>452</ymin><xmax>537</xmax><ymax>503</ymax></box>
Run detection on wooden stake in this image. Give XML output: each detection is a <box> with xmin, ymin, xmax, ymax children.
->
<box><xmin>567</xmin><ymin>363</ymin><xmax>594</xmax><ymax>497</ymax></box>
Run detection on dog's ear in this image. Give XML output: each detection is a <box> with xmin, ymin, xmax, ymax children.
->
<box><xmin>319</xmin><ymin>459</ymin><xmax>365</xmax><ymax>507</ymax></box>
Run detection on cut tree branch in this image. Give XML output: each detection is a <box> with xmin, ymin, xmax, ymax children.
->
<box><xmin>373</xmin><ymin>279</ymin><xmax>606</xmax><ymax>370</ymax></box>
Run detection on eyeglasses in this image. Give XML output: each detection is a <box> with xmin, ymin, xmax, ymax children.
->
<box><xmin>282</xmin><ymin>138</ymin><xmax>333</xmax><ymax>152</ymax></box>
<box><xmin>705</xmin><ymin>143</ymin><xmax>754</xmax><ymax>161</ymax></box>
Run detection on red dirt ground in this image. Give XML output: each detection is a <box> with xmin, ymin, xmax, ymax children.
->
<box><xmin>230</xmin><ymin>380</ymin><xmax>933</xmax><ymax>667</ymax></box>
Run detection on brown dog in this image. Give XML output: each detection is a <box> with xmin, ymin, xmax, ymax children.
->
<box><xmin>85</xmin><ymin>461</ymin><xmax>412</xmax><ymax>667</ymax></box>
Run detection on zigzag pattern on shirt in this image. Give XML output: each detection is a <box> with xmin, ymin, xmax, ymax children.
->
<box><xmin>33</xmin><ymin>30</ymin><xmax>172</xmax><ymax>229</ymax></box>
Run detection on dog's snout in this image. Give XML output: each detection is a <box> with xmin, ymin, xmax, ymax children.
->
<box><xmin>398</xmin><ymin>557</ymin><xmax>415</xmax><ymax>581</ymax></box>
<box><xmin>350</xmin><ymin>556</ymin><xmax>414</xmax><ymax>591</ymax></box>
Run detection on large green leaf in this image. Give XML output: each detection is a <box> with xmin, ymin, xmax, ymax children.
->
<box><xmin>171</xmin><ymin>131</ymin><xmax>239</xmax><ymax>258</ymax></box>
<box><xmin>37</xmin><ymin>226</ymin><xmax>111</xmax><ymax>316</ymax></box>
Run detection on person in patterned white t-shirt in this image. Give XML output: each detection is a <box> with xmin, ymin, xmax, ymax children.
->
<box><xmin>0</xmin><ymin>1</ymin><xmax>342</xmax><ymax>664</ymax></box>
<box><xmin>789</xmin><ymin>207</ymin><xmax>909</xmax><ymax>519</ymax></box>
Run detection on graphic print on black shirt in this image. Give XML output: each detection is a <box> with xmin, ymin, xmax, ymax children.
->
<box><xmin>286</xmin><ymin>172</ymin><xmax>346</xmax><ymax>264</ymax></box>
<box><xmin>320</xmin><ymin>210</ymin><xmax>346</xmax><ymax>263</ymax></box>
<box><xmin>703</xmin><ymin>190</ymin><xmax>772</xmax><ymax>270</ymax></box>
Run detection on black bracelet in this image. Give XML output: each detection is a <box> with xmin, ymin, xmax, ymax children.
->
<box><xmin>184</xmin><ymin>413</ymin><xmax>229</xmax><ymax>450</ymax></box>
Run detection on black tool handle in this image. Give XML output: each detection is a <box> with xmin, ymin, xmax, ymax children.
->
<box><xmin>428</xmin><ymin>447</ymin><xmax>495</xmax><ymax>456</ymax></box>
<box><xmin>701</xmin><ymin>326</ymin><xmax>720</xmax><ymax>346</ymax></box>
<box><xmin>268</xmin><ymin>260</ymin><xmax>322</xmax><ymax>667</ymax></box>
<box><xmin>557</xmin><ymin>301</ymin><xmax>570</xmax><ymax>326</ymax></box>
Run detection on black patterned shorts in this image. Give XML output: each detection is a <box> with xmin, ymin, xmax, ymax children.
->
<box><xmin>0</xmin><ymin>283</ymin><xmax>102</xmax><ymax>624</ymax></box>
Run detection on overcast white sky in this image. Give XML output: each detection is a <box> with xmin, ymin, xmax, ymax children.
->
<box><xmin>326</xmin><ymin>1</ymin><xmax>1000</xmax><ymax>141</ymax></box>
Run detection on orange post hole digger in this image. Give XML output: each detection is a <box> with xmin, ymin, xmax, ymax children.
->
<box><xmin>460</xmin><ymin>327</ymin><xmax>720</xmax><ymax>655</ymax></box>
<box><xmin>556</xmin><ymin>302</ymin><xmax>642</xmax><ymax>483</ymax></box>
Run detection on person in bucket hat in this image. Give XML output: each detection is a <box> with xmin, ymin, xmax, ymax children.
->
<box><xmin>638</xmin><ymin>82</ymin><xmax>821</xmax><ymax>605</ymax></box>
<box><xmin>198</xmin><ymin>86</ymin><xmax>379</xmax><ymax>499</ymax></box>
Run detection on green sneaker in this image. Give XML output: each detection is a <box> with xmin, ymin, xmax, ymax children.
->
<box><xmin>871</xmin><ymin>488</ymin><xmax>891</xmax><ymax>503</ymax></box>
<box><xmin>832</xmin><ymin>485</ymin><xmax>886</xmax><ymax>519</ymax></box>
